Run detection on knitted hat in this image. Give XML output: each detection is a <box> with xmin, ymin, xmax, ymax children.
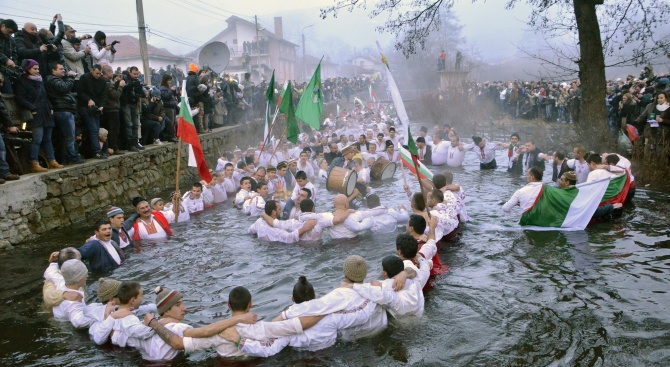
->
<box><xmin>155</xmin><ymin>286</ymin><xmax>183</xmax><ymax>315</ymax></box>
<box><xmin>61</xmin><ymin>259</ymin><xmax>88</xmax><ymax>285</ymax></box>
<box><xmin>98</xmin><ymin>278</ymin><xmax>121</xmax><ymax>302</ymax></box>
<box><xmin>22</xmin><ymin>59</ymin><xmax>39</xmax><ymax>73</ymax></box>
<box><xmin>189</xmin><ymin>63</ymin><xmax>199</xmax><ymax>73</ymax></box>
<box><xmin>150</xmin><ymin>198</ymin><xmax>163</xmax><ymax>207</ymax></box>
<box><xmin>107</xmin><ymin>206</ymin><xmax>123</xmax><ymax>218</ymax></box>
<box><xmin>343</xmin><ymin>255</ymin><xmax>367</xmax><ymax>283</ymax></box>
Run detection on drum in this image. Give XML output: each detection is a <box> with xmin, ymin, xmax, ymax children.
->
<box><xmin>420</xmin><ymin>178</ymin><xmax>435</xmax><ymax>192</ymax></box>
<box><xmin>327</xmin><ymin>167</ymin><xmax>358</xmax><ymax>196</ymax></box>
<box><xmin>371</xmin><ymin>158</ymin><xmax>397</xmax><ymax>181</ymax></box>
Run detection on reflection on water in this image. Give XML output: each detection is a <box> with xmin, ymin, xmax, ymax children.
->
<box><xmin>1</xmin><ymin>146</ymin><xmax>669</xmax><ymax>367</ymax></box>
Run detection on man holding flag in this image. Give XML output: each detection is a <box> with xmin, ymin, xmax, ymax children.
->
<box><xmin>177</xmin><ymin>82</ymin><xmax>212</xmax><ymax>184</ymax></box>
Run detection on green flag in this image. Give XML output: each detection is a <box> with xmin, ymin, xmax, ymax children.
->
<box><xmin>280</xmin><ymin>81</ymin><xmax>300</xmax><ymax>144</ymax></box>
<box><xmin>295</xmin><ymin>61</ymin><xmax>323</xmax><ymax>130</ymax></box>
<box><xmin>406</xmin><ymin>129</ymin><xmax>419</xmax><ymax>157</ymax></box>
<box><xmin>264</xmin><ymin>71</ymin><xmax>276</xmax><ymax>143</ymax></box>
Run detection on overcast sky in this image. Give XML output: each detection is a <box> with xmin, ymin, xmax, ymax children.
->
<box><xmin>1</xmin><ymin>0</ymin><xmax>532</xmax><ymax>60</ymax></box>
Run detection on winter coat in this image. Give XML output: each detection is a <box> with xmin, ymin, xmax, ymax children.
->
<box><xmin>45</xmin><ymin>74</ymin><xmax>77</xmax><ymax>113</ymax></box>
<box><xmin>15</xmin><ymin>76</ymin><xmax>54</xmax><ymax>129</ymax></box>
<box><xmin>185</xmin><ymin>72</ymin><xmax>201</xmax><ymax>106</ymax></box>
<box><xmin>0</xmin><ymin>32</ymin><xmax>17</xmax><ymax>66</ymax></box>
<box><xmin>61</xmin><ymin>39</ymin><xmax>86</xmax><ymax>79</ymax></box>
<box><xmin>0</xmin><ymin>94</ymin><xmax>15</xmax><ymax>128</ymax></box>
<box><xmin>104</xmin><ymin>79</ymin><xmax>123</xmax><ymax>113</ymax></box>
<box><xmin>14</xmin><ymin>30</ymin><xmax>61</xmax><ymax>78</ymax></box>
<box><xmin>159</xmin><ymin>85</ymin><xmax>178</xmax><ymax>109</ymax></box>
<box><xmin>121</xmin><ymin>75</ymin><xmax>144</xmax><ymax>105</ymax></box>
<box><xmin>76</xmin><ymin>72</ymin><xmax>107</xmax><ymax>108</ymax></box>
<box><xmin>89</xmin><ymin>41</ymin><xmax>115</xmax><ymax>65</ymax></box>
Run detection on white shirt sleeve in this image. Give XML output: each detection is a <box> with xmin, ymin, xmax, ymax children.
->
<box><xmin>240</xmin><ymin>336</ymin><xmax>291</xmax><ymax>357</ymax></box>
<box><xmin>282</xmin><ymin>290</ymin><xmax>347</xmax><ymax>319</ymax></box>
<box><xmin>343</xmin><ymin>213</ymin><xmax>374</xmax><ymax>233</ymax></box>
<box><xmin>238</xmin><ymin>318</ymin><xmax>303</xmax><ymax>340</ymax></box>
<box><xmin>89</xmin><ymin>315</ymin><xmax>115</xmax><ymax>345</ymax></box>
<box><xmin>67</xmin><ymin>301</ymin><xmax>96</xmax><ymax>329</ymax></box>
<box><xmin>183</xmin><ymin>334</ymin><xmax>225</xmax><ymax>352</ymax></box>
<box><xmin>419</xmin><ymin>239</ymin><xmax>437</xmax><ymax>262</ymax></box>
<box><xmin>353</xmin><ymin>283</ymin><xmax>398</xmax><ymax>307</ymax></box>
<box><xmin>120</xmin><ymin>315</ymin><xmax>155</xmax><ymax>340</ymax></box>
<box><xmin>502</xmin><ymin>189</ymin><xmax>521</xmax><ymax>212</ymax></box>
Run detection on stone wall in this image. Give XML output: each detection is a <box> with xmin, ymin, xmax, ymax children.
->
<box><xmin>0</xmin><ymin>122</ymin><xmax>262</xmax><ymax>250</ymax></box>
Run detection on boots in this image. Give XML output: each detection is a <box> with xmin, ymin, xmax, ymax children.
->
<box><xmin>48</xmin><ymin>160</ymin><xmax>64</xmax><ymax>169</ymax></box>
<box><xmin>31</xmin><ymin>161</ymin><xmax>48</xmax><ymax>173</ymax></box>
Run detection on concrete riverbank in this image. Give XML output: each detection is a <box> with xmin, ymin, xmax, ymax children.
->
<box><xmin>0</xmin><ymin>121</ymin><xmax>261</xmax><ymax>249</ymax></box>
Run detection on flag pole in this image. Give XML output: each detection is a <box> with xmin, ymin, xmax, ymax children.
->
<box><xmin>174</xmin><ymin>137</ymin><xmax>182</xmax><ymax>223</ymax></box>
<box><xmin>259</xmin><ymin>105</ymin><xmax>280</xmax><ymax>156</ymax></box>
<box><xmin>269</xmin><ymin>125</ymin><xmax>288</xmax><ymax>164</ymax></box>
<box><xmin>412</xmin><ymin>157</ymin><xmax>431</xmax><ymax>219</ymax></box>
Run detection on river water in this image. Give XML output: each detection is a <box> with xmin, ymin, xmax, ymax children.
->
<box><xmin>1</xmin><ymin>140</ymin><xmax>669</xmax><ymax>367</ymax></box>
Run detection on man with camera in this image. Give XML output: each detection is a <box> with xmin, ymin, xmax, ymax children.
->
<box><xmin>121</xmin><ymin>66</ymin><xmax>146</xmax><ymax>152</ymax></box>
<box><xmin>76</xmin><ymin>64</ymin><xmax>107</xmax><ymax>159</ymax></box>
<box><xmin>15</xmin><ymin>21</ymin><xmax>60</xmax><ymax>78</ymax></box>
<box><xmin>62</xmin><ymin>25</ymin><xmax>91</xmax><ymax>81</ymax></box>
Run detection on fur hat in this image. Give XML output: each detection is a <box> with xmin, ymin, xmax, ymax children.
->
<box><xmin>98</xmin><ymin>278</ymin><xmax>121</xmax><ymax>302</ymax></box>
<box><xmin>155</xmin><ymin>286</ymin><xmax>183</xmax><ymax>315</ymax></box>
<box><xmin>61</xmin><ymin>259</ymin><xmax>88</xmax><ymax>285</ymax></box>
<box><xmin>197</xmin><ymin>84</ymin><xmax>207</xmax><ymax>93</ymax></box>
<box><xmin>343</xmin><ymin>255</ymin><xmax>367</xmax><ymax>283</ymax></box>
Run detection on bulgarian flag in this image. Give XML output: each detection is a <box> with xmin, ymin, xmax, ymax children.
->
<box><xmin>399</xmin><ymin>145</ymin><xmax>433</xmax><ymax>180</ymax></box>
<box><xmin>178</xmin><ymin>83</ymin><xmax>211</xmax><ymax>183</ymax></box>
<box><xmin>519</xmin><ymin>178</ymin><xmax>612</xmax><ymax>230</ymax></box>
<box><xmin>600</xmin><ymin>172</ymin><xmax>630</xmax><ymax>205</ymax></box>
<box><xmin>354</xmin><ymin>97</ymin><xmax>364</xmax><ymax>107</ymax></box>
<box><xmin>336</xmin><ymin>104</ymin><xmax>341</xmax><ymax>117</ymax></box>
<box><xmin>369</xmin><ymin>84</ymin><xmax>376</xmax><ymax>102</ymax></box>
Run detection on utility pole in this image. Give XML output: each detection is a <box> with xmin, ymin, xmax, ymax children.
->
<box><xmin>136</xmin><ymin>0</ymin><xmax>151</xmax><ymax>86</ymax></box>
<box><xmin>255</xmin><ymin>15</ymin><xmax>260</xmax><ymax>81</ymax></box>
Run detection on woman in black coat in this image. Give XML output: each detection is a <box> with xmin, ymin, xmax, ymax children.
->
<box><xmin>15</xmin><ymin>59</ymin><xmax>63</xmax><ymax>172</ymax></box>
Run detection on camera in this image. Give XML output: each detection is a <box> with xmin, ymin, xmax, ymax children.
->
<box><xmin>110</xmin><ymin>40</ymin><xmax>121</xmax><ymax>47</ymax></box>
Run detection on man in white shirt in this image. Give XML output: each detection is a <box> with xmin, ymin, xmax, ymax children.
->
<box><xmin>248</xmin><ymin>200</ymin><xmax>317</xmax><ymax>243</ymax></box>
<box><xmin>586</xmin><ymin>153</ymin><xmax>620</xmax><ymax>182</ymax></box>
<box><xmin>566</xmin><ymin>145</ymin><xmax>590</xmax><ymax>184</ymax></box>
<box><xmin>361</xmin><ymin>194</ymin><xmax>409</xmax><ymax>234</ymax></box>
<box><xmin>50</xmin><ymin>259</ymin><xmax>96</xmax><ymax>329</ymax></box>
<box><xmin>469</xmin><ymin>136</ymin><xmax>505</xmax><ymax>170</ymax></box>
<box><xmin>502</xmin><ymin>166</ymin><xmax>544</xmax><ymax>213</ymax></box>
<box><xmin>445</xmin><ymin>135</ymin><xmax>468</xmax><ymax>167</ymax></box>
<box><xmin>128</xmin><ymin>195</ymin><xmax>179</xmax><ymax>241</ymax></box>
<box><xmin>277</xmin><ymin>255</ymin><xmax>388</xmax><ymax>340</ymax></box>
<box><xmin>430</xmin><ymin>133</ymin><xmax>452</xmax><ymax>166</ymax></box>
<box><xmin>297</xmin><ymin>150</ymin><xmax>315</xmax><ymax>181</ymax></box>
<box><xmin>348</xmin><ymin>255</ymin><xmax>424</xmax><ymax>318</ymax></box>
<box><xmin>328</xmin><ymin>194</ymin><xmax>374</xmax><ymax>240</ymax></box>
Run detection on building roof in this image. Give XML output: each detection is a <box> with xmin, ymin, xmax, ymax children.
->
<box><xmin>107</xmin><ymin>35</ymin><xmax>188</xmax><ymax>61</ymax></box>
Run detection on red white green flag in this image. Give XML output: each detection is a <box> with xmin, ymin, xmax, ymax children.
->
<box><xmin>178</xmin><ymin>83</ymin><xmax>211</xmax><ymax>183</ymax></box>
<box><xmin>399</xmin><ymin>145</ymin><xmax>433</xmax><ymax>180</ymax></box>
<box><xmin>519</xmin><ymin>176</ymin><xmax>619</xmax><ymax>230</ymax></box>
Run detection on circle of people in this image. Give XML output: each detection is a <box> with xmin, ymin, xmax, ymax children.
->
<box><xmin>41</xmin><ymin>105</ymin><xmax>635</xmax><ymax>362</ymax></box>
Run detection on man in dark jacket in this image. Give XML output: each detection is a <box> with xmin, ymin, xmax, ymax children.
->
<box><xmin>0</xmin><ymin>73</ymin><xmax>20</xmax><ymax>183</ymax></box>
<box><xmin>121</xmin><ymin>66</ymin><xmax>146</xmax><ymax>151</ymax></box>
<box><xmin>78</xmin><ymin>220</ymin><xmax>124</xmax><ymax>274</ymax></box>
<box><xmin>0</xmin><ymin>19</ymin><xmax>19</xmax><ymax>94</ymax></box>
<box><xmin>14</xmin><ymin>21</ymin><xmax>60</xmax><ymax>78</ymax></box>
<box><xmin>46</xmin><ymin>62</ymin><xmax>83</xmax><ymax>164</ymax></box>
<box><xmin>76</xmin><ymin>64</ymin><xmax>107</xmax><ymax>159</ymax></box>
<box><xmin>101</xmin><ymin>64</ymin><xmax>124</xmax><ymax>155</ymax></box>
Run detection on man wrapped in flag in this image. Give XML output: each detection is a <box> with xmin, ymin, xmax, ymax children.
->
<box><xmin>503</xmin><ymin>166</ymin><xmax>621</xmax><ymax>230</ymax></box>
